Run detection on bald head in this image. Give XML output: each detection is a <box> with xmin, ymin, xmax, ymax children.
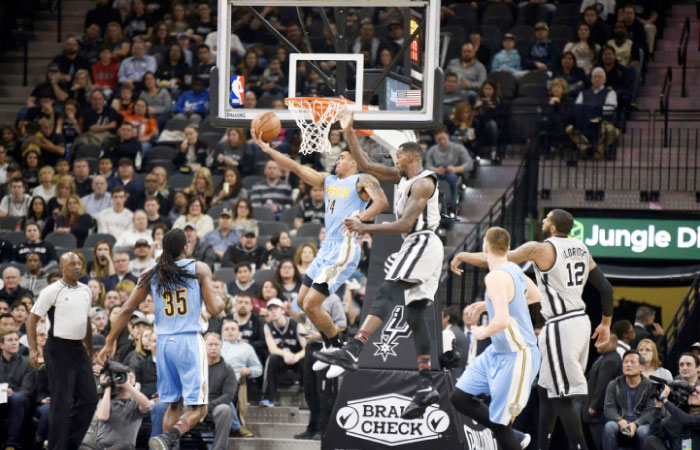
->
<box><xmin>60</xmin><ymin>252</ymin><xmax>83</xmax><ymax>284</ymax></box>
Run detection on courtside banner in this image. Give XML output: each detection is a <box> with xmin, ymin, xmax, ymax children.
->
<box><xmin>360</xmin><ymin>214</ymin><xmax>442</xmax><ymax>370</ymax></box>
<box><xmin>323</xmin><ymin>370</ymin><xmax>483</xmax><ymax>450</ymax></box>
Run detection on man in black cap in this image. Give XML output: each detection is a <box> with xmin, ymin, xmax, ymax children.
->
<box><xmin>380</xmin><ymin>21</ymin><xmax>405</xmax><ymax>55</ymax></box>
<box><xmin>27</xmin><ymin>64</ymin><xmax>68</xmax><ymax>111</ymax></box>
<box><xmin>129</xmin><ymin>239</ymin><xmax>155</xmax><ymax>278</ymax></box>
<box><xmin>222</xmin><ymin>227</ymin><xmax>267</xmax><ymax>271</ymax></box>
<box><xmin>203</xmin><ymin>208</ymin><xmax>240</xmax><ymax>258</ymax></box>
<box><xmin>525</xmin><ymin>22</ymin><xmax>559</xmax><ymax>72</ymax></box>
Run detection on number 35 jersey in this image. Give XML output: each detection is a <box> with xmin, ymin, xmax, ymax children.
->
<box><xmin>152</xmin><ymin>258</ymin><xmax>207</xmax><ymax>335</ymax></box>
<box><xmin>533</xmin><ymin>236</ymin><xmax>590</xmax><ymax>320</ymax></box>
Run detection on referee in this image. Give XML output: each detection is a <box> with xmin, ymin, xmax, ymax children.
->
<box><xmin>26</xmin><ymin>252</ymin><xmax>97</xmax><ymax>450</ymax></box>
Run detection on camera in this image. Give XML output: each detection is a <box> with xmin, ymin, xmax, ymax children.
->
<box><xmin>649</xmin><ymin>375</ymin><xmax>697</xmax><ymax>406</ymax></box>
<box><xmin>100</xmin><ymin>360</ymin><xmax>131</xmax><ymax>389</ymax></box>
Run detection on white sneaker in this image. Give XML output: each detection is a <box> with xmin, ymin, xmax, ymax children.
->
<box><xmin>326</xmin><ymin>364</ymin><xmax>346</xmax><ymax>379</ymax></box>
<box><xmin>312</xmin><ymin>344</ymin><xmax>329</xmax><ymax>371</ymax></box>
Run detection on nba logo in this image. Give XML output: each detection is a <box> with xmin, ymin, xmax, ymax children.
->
<box><xmin>230</xmin><ymin>75</ymin><xmax>245</xmax><ymax>106</ymax></box>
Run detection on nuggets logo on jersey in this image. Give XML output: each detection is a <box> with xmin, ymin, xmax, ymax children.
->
<box><xmin>229</xmin><ymin>75</ymin><xmax>245</xmax><ymax>106</ymax></box>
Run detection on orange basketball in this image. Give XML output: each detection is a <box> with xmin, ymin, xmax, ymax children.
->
<box><xmin>252</xmin><ymin>112</ymin><xmax>281</xmax><ymax>142</ymax></box>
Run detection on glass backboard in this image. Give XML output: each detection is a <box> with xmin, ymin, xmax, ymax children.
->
<box><xmin>210</xmin><ymin>0</ymin><xmax>442</xmax><ymax>130</ymax></box>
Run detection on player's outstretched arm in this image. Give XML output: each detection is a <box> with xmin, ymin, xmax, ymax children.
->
<box><xmin>338</xmin><ymin>110</ymin><xmax>401</xmax><ymax>184</ymax></box>
<box><xmin>251</xmin><ymin>130</ymin><xmax>328</xmax><ymax>188</ymax></box>
<box><xmin>99</xmin><ymin>276</ymin><xmax>150</xmax><ymax>365</ymax></box>
<box><xmin>450</xmin><ymin>252</ymin><xmax>489</xmax><ymax>273</ymax></box>
<box><xmin>473</xmin><ymin>271</ymin><xmax>513</xmax><ymax>339</ymax></box>
<box><xmin>356</xmin><ymin>173</ymin><xmax>389</xmax><ymax>221</ymax></box>
<box><xmin>197</xmin><ymin>261</ymin><xmax>225</xmax><ymax>317</ymax></box>
<box><xmin>344</xmin><ymin>177</ymin><xmax>433</xmax><ymax>234</ymax></box>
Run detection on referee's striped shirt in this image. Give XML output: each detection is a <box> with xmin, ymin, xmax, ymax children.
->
<box><xmin>30</xmin><ymin>280</ymin><xmax>92</xmax><ymax>341</ymax></box>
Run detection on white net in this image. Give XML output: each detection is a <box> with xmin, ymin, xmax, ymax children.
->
<box><xmin>285</xmin><ymin>97</ymin><xmax>346</xmax><ymax>155</ymax></box>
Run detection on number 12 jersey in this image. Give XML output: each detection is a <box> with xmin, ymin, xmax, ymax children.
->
<box><xmin>533</xmin><ymin>236</ymin><xmax>590</xmax><ymax>320</ymax></box>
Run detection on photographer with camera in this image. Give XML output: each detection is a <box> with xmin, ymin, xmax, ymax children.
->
<box><xmin>94</xmin><ymin>363</ymin><xmax>152</xmax><ymax>450</ymax></box>
<box><xmin>602</xmin><ymin>349</ymin><xmax>655</xmax><ymax>450</ymax></box>
<box><xmin>643</xmin><ymin>383</ymin><xmax>700</xmax><ymax>450</ymax></box>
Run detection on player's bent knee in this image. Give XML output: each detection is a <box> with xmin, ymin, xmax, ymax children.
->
<box><xmin>450</xmin><ymin>389</ymin><xmax>478</xmax><ymax>414</ymax></box>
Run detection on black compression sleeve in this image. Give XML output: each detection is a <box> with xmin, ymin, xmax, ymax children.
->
<box><xmin>589</xmin><ymin>265</ymin><xmax>614</xmax><ymax>317</ymax></box>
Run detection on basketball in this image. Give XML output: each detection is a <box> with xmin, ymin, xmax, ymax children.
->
<box><xmin>252</xmin><ymin>112</ymin><xmax>281</xmax><ymax>142</ymax></box>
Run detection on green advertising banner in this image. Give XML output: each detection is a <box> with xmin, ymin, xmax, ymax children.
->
<box><xmin>569</xmin><ymin>218</ymin><xmax>700</xmax><ymax>260</ymax></box>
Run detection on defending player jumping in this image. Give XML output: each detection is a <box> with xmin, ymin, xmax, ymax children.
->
<box><xmin>314</xmin><ymin>110</ymin><xmax>444</xmax><ymax>420</ymax></box>
<box><xmin>98</xmin><ymin>229</ymin><xmax>225</xmax><ymax>450</ymax></box>
<box><xmin>252</xmin><ymin>128</ymin><xmax>388</xmax><ymax>378</ymax></box>
<box><xmin>451</xmin><ymin>209</ymin><xmax>614</xmax><ymax>450</ymax></box>
<box><xmin>451</xmin><ymin>227</ymin><xmax>541</xmax><ymax>450</ymax></box>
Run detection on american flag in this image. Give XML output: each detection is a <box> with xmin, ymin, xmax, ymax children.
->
<box><xmin>395</xmin><ymin>90</ymin><xmax>422</xmax><ymax>107</ymax></box>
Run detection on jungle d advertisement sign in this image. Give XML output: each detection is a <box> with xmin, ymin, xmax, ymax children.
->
<box><xmin>322</xmin><ymin>369</ymin><xmax>495</xmax><ymax>450</ymax></box>
<box><xmin>569</xmin><ymin>218</ymin><xmax>700</xmax><ymax>260</ymax></box>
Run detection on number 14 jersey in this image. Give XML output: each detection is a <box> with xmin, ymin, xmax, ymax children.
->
<box><xmin>533</xmin><ymin>236</ymin><xmax>590</xmax><ymax>320</ymax></box>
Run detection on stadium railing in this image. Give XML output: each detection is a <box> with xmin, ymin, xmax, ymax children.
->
<box><xmin>538</xmin><ymin>120</ymin><xmax>700</xmax><ymax>203</ymax></box>
<box><xmin>659</xmin><ymin>272</ymin><xmax>700</xmax><ymax>369</ymax></box>
<box><xmin>442</xmin><ymin>140</ymin><xmax>539</xmax><ymax>310</ymax></box>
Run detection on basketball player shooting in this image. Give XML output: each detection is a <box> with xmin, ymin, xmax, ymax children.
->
<box><xmin>451</xmin><ymin>227</ymin><xmax>541</xmax><ymax>450</ymax></box>
<box><xmin>98</xmin><ymin>229</ymin><xmax>225</xmax><ymax>450</ymax></box>
<box><xmin>314</xmin><ymin>110</ymin><xmax>444</xmax><ymax>420</ymax></box>
<box><xmin>451</xmin><ymin>209</ymin><xmax>614</xmax><ymax>450</ymax></box>
<box><xmin>251</xmin><ymin>122</ymin><xmax>388</xmax><ymax>378</ymax></box>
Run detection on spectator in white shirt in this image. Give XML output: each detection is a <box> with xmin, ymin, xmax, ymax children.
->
<box><xmin>95</xmin><ymin>186</ymin><xmax>133</xmax><ymax>237</ymax></box>
<box><xmin>115</xmin><ymin>210</ymin><xmax>154</xmax><ymax>248</ymax></box>
<box><xmin>0</xmin><ymin>178</ymin><xmax>32</xmax><ymax>217</ymax></box>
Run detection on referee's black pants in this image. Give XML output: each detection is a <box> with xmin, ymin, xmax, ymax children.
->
<box><xmin>44</xmin><ymin>337</ymin><xmax>98</xmax><ymax>450</ymax></box>
<box><xmin>303</xmin><ymin>342</ymin><xmax>338</xmax><ymax>434</ymax></box>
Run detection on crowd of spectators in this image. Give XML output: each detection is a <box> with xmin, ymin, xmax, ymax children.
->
<box><xmin>0</xmin><ymin>0</ymin><xmax>672</xmax><ymax>448</ymax></box>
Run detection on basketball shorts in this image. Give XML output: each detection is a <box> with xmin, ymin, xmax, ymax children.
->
<box><xmin>305</xmin><ymin>234</ymin><xmax>361</xmax><ymax>295</ymax></box>
<box><xmin>456</xmin><ymin>344</ymin><xmax>540</xmax><ymax>425</ymax></box>
<box><xmin>537</xmin><ymin>310</ymin><xmax>591</xmax><ymax>398</ymax></box>
<box><xmin>156</xmin><ymin>333</ymin><xmax>208</xmax><ymax>405</ymax></box>
<box><xmin>384</xmin><ymin>231</ymin><xmax>444</xmax><ymax>304</ymax></box>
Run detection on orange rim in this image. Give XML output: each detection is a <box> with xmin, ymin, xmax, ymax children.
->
<box><xmin>285</xmin><ymin>97</ymin><xmax>348</xmax><ymax>123</ymax></box>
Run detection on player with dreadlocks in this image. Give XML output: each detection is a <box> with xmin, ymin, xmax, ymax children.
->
<box><xmin>99</xmin><ymin>229</ymin><xmax>224</xmax><ymax>450</ymax></box>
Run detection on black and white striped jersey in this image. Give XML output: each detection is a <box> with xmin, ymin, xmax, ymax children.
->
<box><xmin>394</xmin><ymin>169</ymin><xmax>440</xmax><ymax>238</ymax></box>
<box><xmin>534</xmin><ymin>236</ymin><xmax>590</xmax><ymax>320</ymax></box>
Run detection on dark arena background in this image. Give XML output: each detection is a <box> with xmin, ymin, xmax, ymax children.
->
<box><xmin>0</xmin><ymin>0</ymin><xmax>699</xmax><ymax>449</ymax></box>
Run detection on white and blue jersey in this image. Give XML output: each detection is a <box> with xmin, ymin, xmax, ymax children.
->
<box><xmin>152</xmin><ymin>258</ymin><xmax>209</xmax><ymax>405</ymax></box>
<box><xmin>456</xmin><ymin>262</ymin><xmax>541</xmax><ymax>425</ymax></box>
<box><xmin>305</xmin><ymin>174</ymin><xmax>368</xmax><ymax>295</ymax></box>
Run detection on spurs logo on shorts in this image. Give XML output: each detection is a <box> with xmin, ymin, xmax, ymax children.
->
<box><xmin>373</xmin><ymin>306</ymin><xmax>412</xmax><ymax>361</ymax></box>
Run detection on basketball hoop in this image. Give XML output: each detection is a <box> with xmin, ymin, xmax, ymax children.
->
<box><xmin>285</xmin><ymin>97</ymin><xmax>348</xmax><ymax>154</ymax></box>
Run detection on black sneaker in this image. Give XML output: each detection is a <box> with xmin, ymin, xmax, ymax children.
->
<box><xmin>294</xmin><ymin>429</ymin><xmax>319</xmax><ymax>440</ymax></box>
<box><xmin>401</xmin><ymin>387</ymin><xmax>439</xmax><ymax>420</ymax></box>
<box><xmin>148</xmin><ymin>434</ymin><xmax>174</xmax><ymax>450</ymax></box>
<box><xmin>312</xmin><ymin>347</ymin><xmax>359</xmax><ymax>372</ymax></box>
